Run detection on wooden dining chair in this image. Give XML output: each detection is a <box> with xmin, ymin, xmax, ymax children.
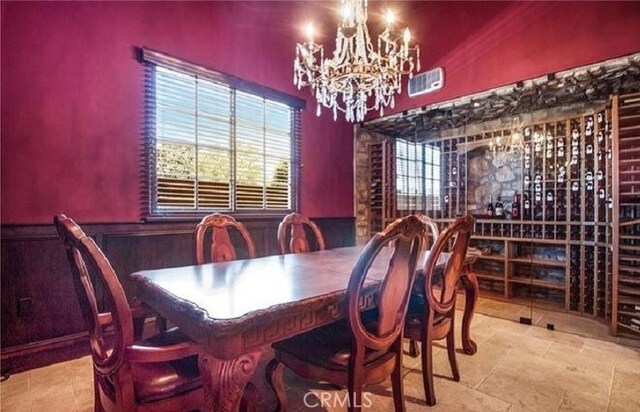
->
<box><xmin>403</xmin><ymin>215</ymin><xmax>475</xmax><ymax>406</ymax></box>
<box><xmin>54</xmin><ymin>214</ymin><xmax>204</xmax><ymax>412</ymax></box>
<box><xmin>266</xmin><ymin>215</ymin><xmax>425</xmax><ymax>412</ymax></box>
<box><xmin>408</xmin><ymin>214</ymin><xmax>441</xmax><ymax>357</ymax></box>
<box><xmin>277</xmin><ymin>212</ymin><xmax>326</xmax><ymax>254</ymax></box>
<box><xmin>195</xmin><ymin>213</ymin><xmax>257</xmax><ymax>264</ymax></box>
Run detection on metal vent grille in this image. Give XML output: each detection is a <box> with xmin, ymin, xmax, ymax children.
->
<box><xmin>408</xmin><ymin>67</ymin><xmax>444</xmax><ymax>97</ymax></box>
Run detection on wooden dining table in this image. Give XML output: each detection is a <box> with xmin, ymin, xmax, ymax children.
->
<box><xmin>130</xmin><ymin>246</ymin><xmax>479</xmax><ymax>412</ymax></box>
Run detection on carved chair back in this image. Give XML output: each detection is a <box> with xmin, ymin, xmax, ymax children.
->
<box><xmin>195</xmin><ymin>213</ymin><xmax>257</xmax><ymax>264</ymax></box>
<box><xmin>416</xmin><ymin>213</ymin><xmax>440</xmax><ymax>250</ymax></box>
<box><xmin>423</xmin><ymin>215</ymin><xmax>475</xmax><ymax>315</ymax></box>
<box><xmin>277</xmin><ymin>212</ymin><xmax>325</xmax><ymax>254</ymax></box>
<box><xmin>347</xmin><ymin>215</ymin><xmax>424</xmax><ymax>351</ymax></box>
<box><xmin>54</xmin><ymin>214</ymin><xmax>134</xmax><ymax>377</ymax></box>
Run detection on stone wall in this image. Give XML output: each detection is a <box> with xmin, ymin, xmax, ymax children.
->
<box><xmin>467</xmin><ymin>148</ymin><xmax>522</xmax><ymax>214</ymax></box>
<box><xmin>354</xmin><ymin>127</ymin><xmax>390</xmax><ymax>245</ymax></box>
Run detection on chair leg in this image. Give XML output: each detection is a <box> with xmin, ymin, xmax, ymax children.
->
<box><xmin>421</xmin><ymin>338</ymin><xmax>436</xmax><ymax>406</ymax></box>
<box><xmin>94</xmin><ymin>378</ymin><xmax>104</xmax><ymax>412</ymax></box>
<box><xmin>446</xmin><ymin>327</ymin><xmax>460</xmax><ymax>382</ymax></box>
<box><xmin>240</xmin><ymin>382</ymin><xmax>258</xmax><ymax>412</ymax></box>
<box><xmin>347</xmin><ymin>358</ymin><xmax>364</xmax><ymax>412</ymax></box>
<box><xmin>390</xmin><ymin>341</ymin><xmax>406</xmax><ymax>412</ymax></box>
<box><xmin>265</xmin><ymin>359</ymin><xmax>286</xmax><ymax>412</ymax></box>
<box><xmin>408</xmin><ymin>339</ymin><xmax>420</xmax><ymax>358</ymax></box>
<box><xmin>156</xmin><ymin>314</ymin><xmax>167</xmax><ymax>333</ymax></box>
<box><xmin>133</xmin><ymin>316</ymin><xmax>146</xmax><ymax>341</ymax></box>
<box><xmin>347</xmin><ymin>383</ymin><xmax>363</xmax><ymax>412</ymax></box>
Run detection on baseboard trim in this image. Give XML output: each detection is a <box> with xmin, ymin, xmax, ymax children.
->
<box><xmin>1</xmin><ymin>332</ymin><xmax>90</xmax><ymax>374</ymax></box>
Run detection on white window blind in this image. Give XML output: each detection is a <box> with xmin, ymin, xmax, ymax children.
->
<box><xmin>396</xmin><ymin>140</ymin><xmax>441</xmax><ymax>212</ymax></box>
<box><xmin>142</xmin><ymin>49</ymin><xmax>301</xmax><ymax>216</ymax></box>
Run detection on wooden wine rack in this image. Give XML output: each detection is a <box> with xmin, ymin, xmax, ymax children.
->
<box><xmin>365</xmin><ymin>94</ymin><xmax>640</xmax><ymax>339</ymax></box>
<box><xmin>612</xmin><ymin>92</ymin><xmax>640</xmax><ymax>338</ymax></box>
<box><xmin>368</xmin><ymin>140</ymin><xmax>396</xmax><ymax>235</ymax></box>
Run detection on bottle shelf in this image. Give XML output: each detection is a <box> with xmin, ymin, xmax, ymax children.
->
<box><xmin>509</xmin><ymin>278</ymin><xmax>566</xmax><ymax>290</ymax></box>
<box><xmin>510</xmin><ymin>257</ymin><xmax>566</xmax><ymax>267</ymax></box>
<box><xmin>475</xmin><ymin>255</ymin><xmax>506</xmax><ymax>262</ymax></box>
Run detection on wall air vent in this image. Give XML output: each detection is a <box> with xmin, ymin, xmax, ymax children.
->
<box><xmin>408</xmin><ymin>67</ymin><xmax>444</xmax><ymax>97</ymax></box>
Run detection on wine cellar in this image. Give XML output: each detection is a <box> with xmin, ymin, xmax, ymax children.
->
<box><xmin>361</xmin><ymin>90</ymin><xmax>640</xmax><ymax>339</ymax></box>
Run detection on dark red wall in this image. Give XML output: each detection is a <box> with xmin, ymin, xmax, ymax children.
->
<box><xmin>389</xmin><ymin>1</ymin><xmax>640</xmax><ymax>115</ymax></box>
<box><xmin>3</xmin><ymin>1</ymin><xmax>640</xmax><ymax>224</ymax></box>
<box><xmin>1</xmin><ymin>1</ymin><xmax>354</xmax><ymax>224</ymax></box>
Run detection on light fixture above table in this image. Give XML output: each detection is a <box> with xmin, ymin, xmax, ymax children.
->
<box><xmin>294</xmin><ymin>0</ymin><xmax>420</xmax><ymax>122</ymax></box>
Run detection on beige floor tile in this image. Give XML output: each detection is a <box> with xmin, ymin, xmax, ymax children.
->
<box><xmin>476</xmin><ymin>353</ymin><xmax>566</xmax><ymax>410</ymax></box>
<box><xmin>542</xmin><ymin>342</ymin><xmax>615</xmax><ymax>375</ymax></box>
<box><xmin>455</xmin><ymin>341</ymin><xmax>511</xmax><ymax>389</ymax></box>
<box><xmin>405</xmin><ymin>379</ymin><xmax>511</xmax><ymax>412</ymax></box>
<box><xmin>558</xmin><ymin>389</ymin><xmax>609</xmax><ymax>412</ymax></box>
<box><xmin>2</xmin><ymin>312</ymin><xmax>639</xmax><ymax>412</ymax></box>
<box><xmin>0</xmin><ymin>371</ymin><xmax>29</xmax><ymax>402</ymax></box>
<box><xmin>485</xmin><ymin>330</ymin><xmax>551</xmax><ymax>356</ymax></box>
<box><xmin>0</xmin><ymin>394</ymin><xmax>34</xmax><ymax>412</ymax></box>
<box><xmin>527</xmin><ymin>325</ymin><xmax>586</xmax><ymax>348</ymax></box>
<box><xmin>608</xmin><ymin>368</ymin><xmax>640</xmax><ymax>412</ymax></box>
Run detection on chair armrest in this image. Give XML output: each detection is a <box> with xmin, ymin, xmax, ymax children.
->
<box><xmin>124</xmin><ymin>341</ymin><xmax>201</xmax><ymax>363</ymax></box>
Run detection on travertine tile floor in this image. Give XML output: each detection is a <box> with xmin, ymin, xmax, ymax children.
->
<box><xmin>2</xmin><ymin>308</ymin><xmax>639</xmax><ymax>411</ymax></box>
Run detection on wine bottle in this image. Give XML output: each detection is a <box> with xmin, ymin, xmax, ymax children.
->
<box><xmin>523</xmin><ymin>195</ymin><xmax>531</xmax><ymax>219</ymax></box>
<box><xmin>586</xmin><ymin>143</ymin><xmax>593</xmax><ymax>155</ymax></box>
<box><xmin>495</xmin><ymin>196</ymin><xmax>504</xmax><ymax>219</ymax></box>
<box><xmin>512</xmin><ymin>192</ymin><xmax>521</xmax><ymax>219</ymax></box>
<box><xmin>572</xmin><ymin>129</ymin><xmax>580</xmax><ymax>145</ymax></box>
<box><xmin>487</xmin><ymin>196</ymin><xmax>494</xmax><ymax>218</ymax></box>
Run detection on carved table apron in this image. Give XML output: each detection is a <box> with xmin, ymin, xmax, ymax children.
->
<box><xmin>131</xmin><ymin>246</ymin><xmax>478</xmax><ymax>412</ymax></box>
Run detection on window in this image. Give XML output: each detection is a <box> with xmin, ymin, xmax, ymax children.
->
<box><xmin>395</xmin><ymin>139</ymin><xmax>441</xmax><ymax>212</ymax></box>
<box><xmin>142</xmin><ymin>49</ymin><xmax>303</xmax><ymax>217</ymax></box>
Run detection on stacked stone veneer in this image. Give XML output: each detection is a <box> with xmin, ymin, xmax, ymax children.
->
<box><xmin>467</xmin><ymin>148</ymin><xmax>522</xmax><ymax>214</ymax></box>
<box><xmin>354</xmin><ymin>127</ymin><xmax>390</xmax><ymax>245</ymax></box>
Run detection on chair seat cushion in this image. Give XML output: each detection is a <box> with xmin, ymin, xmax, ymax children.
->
<box><xmin>404</xmin><ymin>294</ymin><xmax>447</xmax><ymax>330</ymax></box>
<box><xmin>272</xmin><ymin>317</ymin><xmax>392</xmax><ymax>371</ymax></box>
<box><xmin>132</xmin><ymin>328</ymin><xmax>202</xmax><ymax>404</ymax></box>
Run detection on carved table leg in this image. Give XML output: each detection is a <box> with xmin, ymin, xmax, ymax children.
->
<box><xmin>460</xmin><ymin>271</ymin><xmax>479</xmax><ymax>355</ymax></box>
<box><xmin>198</xmin><ymin>351</ymin><xmax>261</xmax><ymax>412</ymax></box>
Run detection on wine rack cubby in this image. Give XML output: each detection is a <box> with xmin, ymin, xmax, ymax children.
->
<box><xmin>613</xmin><ymin>92</ymin><xmax>640</xmax><ymax>338</ymax></box>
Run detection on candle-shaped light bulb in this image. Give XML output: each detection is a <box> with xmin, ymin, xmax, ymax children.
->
<box><xmin>305</xmin><ymin>22</ymin><xmax>315</xmax><ymax>43</ymax></box>
<box><xmin>385</xmin><ymin>9</ymin><xmax>395</xmax><ymax>27</ymax></box>
<box><xmin>403</xmin><ymin>28</ymin><xmax>411</xmax><ymax>43</ymax></box>
<box><xmin>342</xmin><ymin>4</ymin><xmax>352</xmax><ymax>21</ymax></box>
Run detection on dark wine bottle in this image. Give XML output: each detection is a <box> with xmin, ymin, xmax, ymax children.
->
<box><xmin>512</xmin><ymin>192</ymin><xmax>521</xmax><ymax>219</ymax></box>
<box><xmin>523</xmin><ymin>195</ymin><xmax>531</xmax><ymax>219</ymax></box>
<box><xmin>487</xmin><ymin>196</ymin><xmax>494</xmax><ymax>218</ymax></box>
<box><xmin>495</xmin><ymin>196</ymin><xmax>504</xmax><ymax>219</ymax></box>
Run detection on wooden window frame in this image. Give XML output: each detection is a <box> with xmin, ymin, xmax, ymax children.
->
<box><xmin>140</xmin><ymin>48</ymin><xmax>304</xmax><ymax>220</ymax></box>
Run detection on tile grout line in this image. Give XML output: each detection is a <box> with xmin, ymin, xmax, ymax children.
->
<box><xmin>473</xmin><ymin>345</ymin><xmax>511</xmax><ymax>391</ymax></box>
<box><xmin>605</xmin><ymin>365</ymin><xmax>615</xmax><ymax>411</ymax></box>
<box><xmin>555</xmin><ymin>389</ymin><xmax>567</xmax><ymax>411</ymax></box>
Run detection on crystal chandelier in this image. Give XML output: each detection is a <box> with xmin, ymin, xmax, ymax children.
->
<box><xmin>294</xmin><ymin>0</ymin><xmax>420</xmax><ymax>122</ymax></box>
<box><xmin>488</xmin><ymin>117</ymin><xmax>525</xmax><ymax>158</ymax></box>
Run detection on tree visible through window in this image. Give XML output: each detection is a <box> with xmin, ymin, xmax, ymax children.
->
<box><xmin>143</xmin><ymin>51</ymin><xmax>301</xmax><ymax>216</ymax></box>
